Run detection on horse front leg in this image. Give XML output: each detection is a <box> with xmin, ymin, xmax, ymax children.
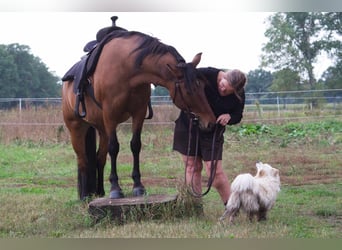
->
<box><xmin>108</xmin><ymin>131</ymin><xmax>124</xmax><ymax>199</ymax></box>
<box><xmin>131</xmin><ymin>129</ymin><xmax>146</xmax><ymax>196</ymax></box>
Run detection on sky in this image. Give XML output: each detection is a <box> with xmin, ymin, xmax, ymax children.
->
<box><xmin>0</xmin><ymin>12</ymin><xmax>273</xmax><ymax>78</ymax></box>
<box><xmin>0</xmin><ymin>11</ymin><xmax>332</xmax><ymax>79</ymax></box>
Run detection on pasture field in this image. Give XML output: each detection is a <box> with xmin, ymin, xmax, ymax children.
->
<box><xmin>0</xmin><ymin>106</ymin><xmax>341</xmax><ymax>238</ymax></box>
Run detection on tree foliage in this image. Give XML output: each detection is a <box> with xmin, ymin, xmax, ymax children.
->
<box><xmin>0</xmin><ymin>43</ymin><xmax>60</xmax><ymax>98</ymax></box>
<box><xmin>261</xmin><ymin>12</ymin><xmax>342</xmax><ymax>91</ymax></box>
<box><xmin>151</xmin><ymin>85</ymin><xmax>169</xmax><ymax>96</ymax></box>
<box><xmin>321</xmin><ymin>60</ymin><xmax>342</xmax><ymax>90</ymax></box>
<box><xmin>320</xmin><ymin>12</ymin><xmax>342</xmax><ymax>60</ymax></box>
<box><xmin>271</xmin><ymin>68</ymin><xmax>301</xmax><ymax>94</ymax></box>
<box><xmin>246</xmin><ymin>69</ymin><xmax>273</xmax><ymax>93</ymax></box>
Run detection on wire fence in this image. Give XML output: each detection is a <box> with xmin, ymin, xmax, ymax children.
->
<box><xmin>0</xmin><ymin>89</ymin><xmax>341</xmax><ymax>143</ymax></box>
<box><xmin>0</xmin><ymin>89</ymin><xmax>341</xmax><ymax>126</ymax></box>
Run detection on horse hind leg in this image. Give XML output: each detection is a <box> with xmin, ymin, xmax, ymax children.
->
<box><xmin>85</xmin><ymin>127</ymin><xmax>98</xmax><ymax>196</ymax></box>
<box><xmin>70</xmin><ymin>125</ymin><xmax>97</xmax><ymax>200</ymax></box>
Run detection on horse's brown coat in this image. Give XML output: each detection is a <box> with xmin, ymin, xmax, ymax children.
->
<box><xmin>62</xmin><ymin>32</ymin><xmax>216</xmax><ymax>200</ymax></box>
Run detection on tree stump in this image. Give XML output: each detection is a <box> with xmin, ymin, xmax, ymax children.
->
<box><xmin>88</xmin><ymin>194</ymin><xmax>178</xmax><ymax>223</ymax></box>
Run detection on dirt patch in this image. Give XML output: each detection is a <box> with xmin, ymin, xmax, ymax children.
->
<box><xmin>142</xmin><ymin>177</ymin><xmax>179</xmax><ymax>188</ymax></box>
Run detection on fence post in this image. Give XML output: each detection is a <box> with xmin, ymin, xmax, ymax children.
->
<box><xmin>277</xmin><ymin>96</ymin><xmax>280</xmax><ymax>117</ymax></box>
<box><xmin>19</xmin><ymin>98</ymin><xmax>22</xmax><ymax>113</ymax></box>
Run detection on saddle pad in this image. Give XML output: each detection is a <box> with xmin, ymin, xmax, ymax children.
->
<box><xmin>62</xmin><ymin>29</ymin><xmax>126</xmax><ymax>94</ymax></box>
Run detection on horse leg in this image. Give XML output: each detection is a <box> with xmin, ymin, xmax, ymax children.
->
<box><xmin>85</xmin><ymin>127</ymin><xmax>98</xmax><ymax>196</ymax></box>
<box><xmin>96</xmin><ymin>131</ymin><xmax>108</xmax><ymax>197</ymax></box>
<box><xmin>131</xmin><ymin>129</ymin><xmax>146</xmax><ymax>196</ymax></box>
<box><xmin>69</xmin><ymin>125</ymin><xmax>97</xmax><ymax>200</ymax></box>
<box><xmin>108</xmin><ymin>131</ymin><xmax>124</xmax><ymax>199</ymax></box>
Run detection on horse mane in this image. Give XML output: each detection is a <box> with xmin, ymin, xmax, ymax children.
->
<box><xmin>105</xmin><ymin>30</ymin><xmax>197</xmax><ymax>94</ymax></box>
<box><xmin>132</xmin><ymin>32</ymin><xmax>198</xmax><ymax>95</ymax></box>
<box><xmin>129</xmin><ymin>31</ymin><xmax>185</xmax><ymax>68</ymax></box>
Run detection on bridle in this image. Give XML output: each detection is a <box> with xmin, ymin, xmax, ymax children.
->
<box><xmin>172</xmin><ymin>79</ymin><xmax>197</xmax><ymax>117</ymax></box>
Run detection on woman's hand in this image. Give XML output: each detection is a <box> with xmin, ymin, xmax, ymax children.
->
<box><xmin>216</xmin><ymin>114</ymin><xmax>231</xmax><ymax>126</ymax></box>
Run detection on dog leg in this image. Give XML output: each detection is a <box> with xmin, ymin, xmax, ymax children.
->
<box><xmin>220</xmin><ymin>192</ymin><xmax>241</xmax><ymax>223</ymax></box>
<box><xmin>257</xmin><ymin>207</ymin><xmax>267</xmax><ymax>221</ymax></box>
<box><xmin>247</xmin><ymin>212</ymin><xmax>255</xmax><ymax>222</ymax></box>
<box><xmin>219</xmin><ymin>209</ymin><xmax>230</xmax><ymax>221</ymax></box>
<box><xmin>229</xmin><ymin>209</ymin><xmax>239</xmax><ymax>224</ymax></box>
<box><xmin>219</xmin><ymin>208</ymin><xmax>239</xmax><ymax>224</ymax></box>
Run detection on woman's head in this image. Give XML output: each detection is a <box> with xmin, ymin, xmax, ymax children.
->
<box><xmin>218</xmin><ymin>69</ymin><xmax>247</xmax><ymax>101</ymax></box>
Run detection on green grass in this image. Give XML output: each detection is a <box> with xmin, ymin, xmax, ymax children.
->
<box><xmin>0</xmin><ymin>119</ymin><xmax>341</xmax><ymax>238</ymax></box>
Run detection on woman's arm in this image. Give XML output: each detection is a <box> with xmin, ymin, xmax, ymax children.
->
<box><xmin>227</xmin><ymin>92</ymin><xmax>245</xmax><ymax>125</ymax></box>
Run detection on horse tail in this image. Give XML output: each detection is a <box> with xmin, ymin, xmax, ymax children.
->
<box><xmin>85</xmin><ymin>126</ymin><xmax>97</xmax><ymax>195</ymax></box>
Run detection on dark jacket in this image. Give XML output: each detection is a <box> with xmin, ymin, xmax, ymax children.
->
<box><xmin>198</xmin><ymin>67</ymin><xmax>245</xmax><ymax>125</ymax></box>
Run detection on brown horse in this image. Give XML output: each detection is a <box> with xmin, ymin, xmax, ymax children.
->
<box><xmin>62</xmin><ymin>30</ymin><xmax>216</xmax><ymax>200</ymax></box>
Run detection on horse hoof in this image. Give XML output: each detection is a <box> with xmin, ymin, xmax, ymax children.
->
<box><xmin>98</xmin><ymin>192</ymin><xmax>105</xmax><ymax>198</ymax></box>
<box><xmin>109</xmin><ymin>190</ymin><xmax>124</xmax><ymax>199</ymax></box>
<box><xmin>97</xmin><ymin>189</ymin><xmax>105</xmax><ymax>197</ymax></box>
<box><xmin>133</xmin><ymin>187</ymin><xmax>146</xmax><ymax>197</ymax></box>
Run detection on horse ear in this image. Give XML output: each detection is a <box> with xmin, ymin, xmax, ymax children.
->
<box><xmin>192</xmin><ymin>52</ymin><xmax>202</xmax><ymax>67</ymax></box>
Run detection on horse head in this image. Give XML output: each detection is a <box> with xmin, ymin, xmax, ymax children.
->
<box><xmin>114</xmin><ymin>32</ymin><xmax>216</xmax><ymax>131</ymax></box>
<box><xmin>167</xmin><ymin>53</ymin><xmax>216</xmax><ymax>131</ymax></box>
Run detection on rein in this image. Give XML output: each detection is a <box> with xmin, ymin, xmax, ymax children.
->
<box><xmin>172</xmin><ymin>76</ymin><xmax>224</xmax><ymax>197</ymax></box>
<box><xmin>185</xmin><ymin>118</ymin><xmax>225</xmax><ymax>198</ymax></box>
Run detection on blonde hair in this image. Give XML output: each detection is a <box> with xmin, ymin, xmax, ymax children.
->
<box><xmin>225</xmin><ymin>69</ymin><xmax>247</xmax><ymax>101</ymax></box>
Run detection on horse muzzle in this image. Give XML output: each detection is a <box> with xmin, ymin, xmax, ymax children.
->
<box><xmin>198</xmin><ymin>121</ymin><xmax>216</xmax><ymax>133</ymax></box>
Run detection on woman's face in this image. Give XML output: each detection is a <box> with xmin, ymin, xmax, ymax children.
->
<box><xmin>218</xmin><ymin>73</ymin><xmax>234</xmax><ymax>96</ymax></box>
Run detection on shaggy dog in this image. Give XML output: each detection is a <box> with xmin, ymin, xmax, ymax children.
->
<box><xmin>220</xmin><ymin>162</ymin><xmax>280</xmax><ymax>223</ymax></box>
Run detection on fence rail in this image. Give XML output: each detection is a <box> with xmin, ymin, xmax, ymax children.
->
<box><xmin>0</xmin><ymin>89</ymin><xmax>340</xmax><ymax>144</ymax></box>
<box><xmin>0</xmin><ymin>90</ymin><xmax>341</xmax><ymax>117</ymax></box>
<box><xmin>1</xmin><ymin>89</ymin><xmax>341</xmax><ymax>110</ymax></box>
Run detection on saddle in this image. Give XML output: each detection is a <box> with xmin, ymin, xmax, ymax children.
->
<box><xmin>61</xmin><ymin>43</ymin><xmax>102</xmax><ymax>118</ymax></box>
<box><xmin>62</xmin><ymin>27</ymin><xmax>153</xmax><ymax>119</ymax></box>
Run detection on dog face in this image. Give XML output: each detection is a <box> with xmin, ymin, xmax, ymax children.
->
<box><xmin>255</xmin><ymin>162</ymin><xmax>280</xmax><ymax>179</ymax></box>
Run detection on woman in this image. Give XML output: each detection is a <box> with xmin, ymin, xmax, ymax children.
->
<box><xmin>173</xmin><ymin>67</ymin><xmax>247</xmax><ymax>207</ymax></box>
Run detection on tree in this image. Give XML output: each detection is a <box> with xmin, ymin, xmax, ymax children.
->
<box><xmin>151</xmin><ymin>85</ymin><xmax>169</xmax><ymax>96</ymax></box>
<box><xmin>271</xmin><ymin>68</ymin><xmax>301</xmax><ymax>93</ymax></box>
<box><xmin>320</xmin><ymin>12</ymin><xmax>342</xmax><ymax>64</ymax></box>
<box><xmin>261</xmin><ymin>12</ymin><xmax>342</xmax><ymax>91</ymax></box>
<box><xmin>0</xmin><ymin>43</ymin><xmax>60</xmax><ymax>98</ymax></box>
<box><xmin>321</xmin><ymin>61</ymin><xmax>342</xmax><ymax>90</ymax></box>
<box><xmin>246</xmin><ymin>69</ymin><xmax>273</xmax><ymax>93</ymax></box>
<box><xmin>0</xmin><ymin>45</ymin><xmax>19</xmax><ymax>98</ymax></box>
<box><xmin>271</xmin><ymin>68</ymin><xmax>302</xmax><ymax>108</ymax></box>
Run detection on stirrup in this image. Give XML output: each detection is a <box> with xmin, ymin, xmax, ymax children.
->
<box><xmin>74</xmin><ymin>90</ymin><xmax>87</xmax><ymax>118</ymax></box>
